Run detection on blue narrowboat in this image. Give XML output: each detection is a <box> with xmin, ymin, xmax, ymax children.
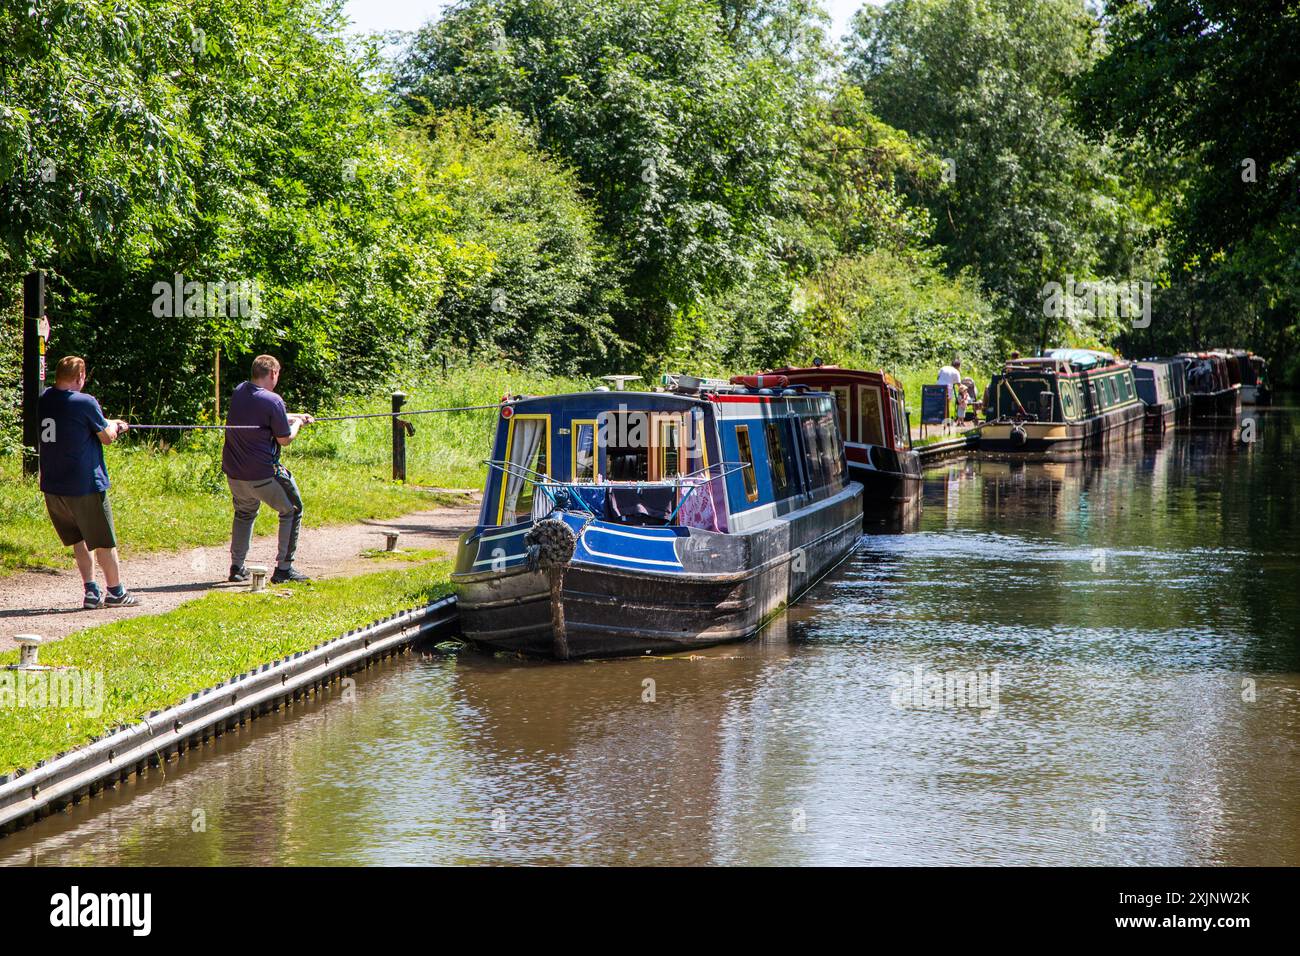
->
<box><xmin>451</xmin><ymin>374</ymin><xmax>864</xmax><ymax>659</ymax></box>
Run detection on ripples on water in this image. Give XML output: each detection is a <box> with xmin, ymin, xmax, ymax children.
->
<box><xmin>4</xmin><ymin>408</ymin><xmax>1299</xmax><ymax>866</ymax></box>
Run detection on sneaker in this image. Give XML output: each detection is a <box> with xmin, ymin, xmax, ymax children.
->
<box><xmin>103</xmin><ymin>589</ymin><xmax>140</xmax><ymax>608</ymax></box>
<box><xmin>271</xmin><ymin>567</ymin><xmax>311</xmax><ymax>584</ymax></box>
<box><xmin>229</xmin><ymin>565</ymin><xmax>250</xmax><ymax>583</ymax></box>
<box><xmin>83</xmin><ymin>590</ymin><xmax>103</xmax><ymax>610</ymax></box>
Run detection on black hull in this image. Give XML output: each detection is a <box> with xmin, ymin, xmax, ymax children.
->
<box><xmin>1191</xmin><ymin>387</ymin><xmax>1242</xmax><ymax>420</ymax></box>
<box><xmin>453</xmin><ymin>484</ymin><xmax>864</xmax><ymax>659</ymax></box>
<box><xmin>1143</xmin><ymin>397</ymin><xmax>1191</xmax><ymax>434</ymax></box>
<box><xmin>852</xmin><ymin>460</ymin><xmax>925</xmax><ymax>504</ymax></box>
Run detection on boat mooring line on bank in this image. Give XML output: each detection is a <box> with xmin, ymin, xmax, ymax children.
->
<box><xmin>0</xmin><ymin>596</ymin><xmax>460</xmax><ymax>838</ymax></box>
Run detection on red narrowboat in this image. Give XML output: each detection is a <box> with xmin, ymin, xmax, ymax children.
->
<box><xmin>768</xmin><ymin>364</ymin><xmax>922</xmax><ymax>523</ymax></box>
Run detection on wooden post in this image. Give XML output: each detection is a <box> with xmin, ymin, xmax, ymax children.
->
<box><xmin>214</xmin><ymin>348</ymin><xmax>221</xmax><ymax>423</ymax></box>
<box><xmin>21</xmin><ymin>271</ymin><xmax>46</xmax><ymax>478</ymax></box>
<box><xmin>391</xmin><ymin>391</ymin><xmax>407</xmax><ymax>482</ymax></box>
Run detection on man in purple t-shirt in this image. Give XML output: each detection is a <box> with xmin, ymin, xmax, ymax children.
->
<box><xmin>221</xmin><ymin>355</ymin><xmax>314</xmax><ymax>583</ymax></box>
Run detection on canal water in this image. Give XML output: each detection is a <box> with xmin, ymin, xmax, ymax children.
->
<box><xmin>4</xmin><ymin>406</ymin><xmax>1298</xmax><ymax>866</ymax></box>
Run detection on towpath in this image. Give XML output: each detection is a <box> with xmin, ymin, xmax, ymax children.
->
<box><xmin>0</xmin><ymin>497</ymin><xmax>481</xmax><ymax>652</ymax></box>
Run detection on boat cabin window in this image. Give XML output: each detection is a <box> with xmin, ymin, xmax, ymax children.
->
<box><xmin>889</xmin><ymin>388</ymin><xmax>907</xmax><ymax>447</ymax></box>
<box><xmin>999</xmin><ymin>377</ymin><xmax>1052</xmax><ymax>418</ymax></box>
<box><xmin>800</xmin><ymin>416</ymin><xmax>826</xmax><ymax>489</ymax></box>
<box><xmin>735</xmin><ymin>425</ymin><xmax>760</xmax><ymax>501</ymax></box>
<box><xmin>859</xmin><ymin>387</ymin><xmax>885</xmax><ymax>447</ymax></box>
<box><xmin>659</xmin><ymin>420</ymin><xmax>682</xmax><ymax>478</ymax></box>
<box><xmin>818</xmin><ymin>414</ymin><xmax>845</xmax><ymax>484</ymax></box>
<box><xmin>499</xmin><ymin>415</ymin><xmax>550</xmax><ymax>524</ymax></box>
<box><xmin>572</xmin><ymin>420</ymin><xmax>596</xmax><ymax>482</ymax></box>
<box><xmin>831</xmin><ymin>387</ymin><xmax>850</xmax><ymax>441</ymax></box>
<box><xmin>602</xmin><ymin>411</ymin><xmax>649</xmax><ymax>482</ymax></box>
<box><xmin>764</xmin><ymin>419</ymin><xmax>797</xmax><ymax>498</ymax></box>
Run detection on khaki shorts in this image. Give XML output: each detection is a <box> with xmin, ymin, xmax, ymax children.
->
<box><xmin>45</xmin><ymin>492</ymin><xmax>118</xmax><ymax>550</ymax></box>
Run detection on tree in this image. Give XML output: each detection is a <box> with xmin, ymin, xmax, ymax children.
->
<box><xmin>1078</xmin><ymin>0</ymin><xmax>1300</xmax><ymax>381</ymax></box>
<box><xmin>407</xmin><ymin>110</ymin><xmax>626</xmax><ymax>371</ymax></box>
<box><xmin>846</xmin><ymin>0</ymin><xmax>1148</xmax><ymax>350</ymax></box>
<box><xmin>396</xmin><ymin>0</ymin><xmax>805</xmax><ymax>362</ymax></box>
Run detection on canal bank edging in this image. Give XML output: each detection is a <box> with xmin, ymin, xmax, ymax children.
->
<box><xmin>0</xmin><ymin>595</ymin><xmax>459</xmax><ymax>838</ymax></box>
<box><xmin>916</xmin><ymin>433</ymin><xmax>976</xmax><ymax>463</ymax></box>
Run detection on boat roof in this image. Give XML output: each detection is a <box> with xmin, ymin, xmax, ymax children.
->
<box><xmin>1042</xmin><ymin>347</ymin><xmax>1118</xmax><ymax>368</ymax></box>
<box><xmin>508</xmin><ymin>390</ymin><xmax>710</xmax><ymax>415</ymax></box>
<box><xmin>769</xmin><ymin>364</ymin><xmax>903</xmax><ymax>390</ymax></box>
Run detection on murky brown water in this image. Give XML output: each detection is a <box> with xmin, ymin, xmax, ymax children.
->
<box><xmin>4</xmin><ymin>406</ymin><xmax>1298</xmax><ymax>865</ymax></box>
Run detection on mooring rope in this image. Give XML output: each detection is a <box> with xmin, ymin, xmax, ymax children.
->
<box><xmin>124</xmin><ymin>401</ymin><xmax>502</xmax><ymax>431</ymax></box>
<box><xmin>308</xmin><ymin>403</ymin><xmax>503</xmax><ymax>422</ymax></box>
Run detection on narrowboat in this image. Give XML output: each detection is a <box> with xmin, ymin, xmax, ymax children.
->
<box><xmin>1220</xmin><ymin>350</ymin><xmax>1271</xmax><ymax>405</ymax></box>
<box><xmin>975</xmin><ymin>349</ymin><xmax>1144</xmax><ymax>457</ymax></box>
<box><xmin>1133</xmin><ymin>358</ymin><xmax>1191</xmax><ymax>433</ymax></box>
<box><xmin>450</xmin><ymin>374</ymin><xmax>864</xmax><ymax>659</ymax></box>
<box><xmin>767</xmin><ymin>364</ymin><xmax>922</xmax><ymax>524</ymax></box>
<box><xmin>1180</xmin><ymin>351</ymin><xmax>1242</xmax><ymax>420</ymax></box>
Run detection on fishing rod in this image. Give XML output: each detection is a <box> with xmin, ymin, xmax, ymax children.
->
<box><xmin>123</xmin><ymin>401</ymin><xmax>504</xmax><ymax>431</ymax></box>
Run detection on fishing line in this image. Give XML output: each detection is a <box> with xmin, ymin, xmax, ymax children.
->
<box><xmin>124</xmin><ymin>402</ymin><xmax>503</xmax><ymax>431</ymax></box>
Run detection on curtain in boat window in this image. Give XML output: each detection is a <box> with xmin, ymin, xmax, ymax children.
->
<box><xmin>574</xmin><ymin>423</ymin><xmax>596</xmax><ymax>481</ymax></box>
<box><xmin>503</xmin><ymin>418</ymin><xmax>547</xmax><ymax>523</ymax></box>
<box><xmin>859</xmin><ymin>388</ymin><xmax>885</xmax><ymax>447</ymax></box>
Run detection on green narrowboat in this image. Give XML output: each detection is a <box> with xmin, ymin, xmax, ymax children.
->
<box><xmin>976</xmin><ymin>349</ymin><xmax>1144</xmax><ymax>457</ymax></box>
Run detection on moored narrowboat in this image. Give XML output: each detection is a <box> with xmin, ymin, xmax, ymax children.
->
<box><xmin>1133</xmin><ymin>357</ymin><xmax>1191</xmax><ymax>434</ymax></box>
<box><xmin>1218</xmin><ymin>349</ymin><xmax>1271</xmax><ymax>405</ymax></box>
<box><xmin>767</xmin><ymin>364</ymin><xmax>922</xmax><ymax>524</ymax></box>
<box><xmin>451</xmin><ymin>374</ymin><xmax>864</xmax><ymax>659</ymax></box>
<box><xmin>1180</xmin><ymin>351</ymin><xmax>1242</xmax><ymax>420</ymax></box>
<box><xmin>975</xmin><ymin>349</ymin><xmax>1144</xmax><ymax>457</ymax></box>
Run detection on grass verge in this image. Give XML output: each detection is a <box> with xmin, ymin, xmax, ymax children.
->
<box><xmin>0</xmin><ymin>560</ymin><xmax>452</xmax><ymax>776</ymax></box>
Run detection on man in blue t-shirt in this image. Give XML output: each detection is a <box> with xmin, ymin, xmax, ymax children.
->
<box><xmin>221</xmin><ymin>354</ymin><xmax>314</xmax><ymax>584</ymax></box>
<box><xmin>38</xmin><ymin>356</ymin><xmax>140</xmax><ymax>609</ymax></box>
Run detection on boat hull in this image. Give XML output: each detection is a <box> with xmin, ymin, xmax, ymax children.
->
<box><xmin>974</xmin><ymin>402</ymin><xmax>1144</xmax><ymax>459</ymax></box>
<box><xmin>847</xmin><ymin>456</ymin><xmax>922</xmax><ymax>525</ymax></box>
<box><xmin>1143</xmin><ymin>397</ymin><xmax>1191</xmax><ymax>434</ymax></box>
<box><xmin>1190</xmin><ymin>386</ymin><xmax>1242</xmax><ymax>421</ymax></box>
<box><xmin>1241</xmin><ymin>384</ymin><xmax>1270</xmax><ymax>406</ymax></box>
<box><xmin>453</xmin><ymin>483</ymin><xmax>864</xmax><ymax>659</ymax></box>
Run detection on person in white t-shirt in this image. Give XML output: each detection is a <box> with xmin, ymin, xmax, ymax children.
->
<box><xmin>937</xmin><ymin>357</ymin><xmax>962</xmax><ymax>422</ymax></box>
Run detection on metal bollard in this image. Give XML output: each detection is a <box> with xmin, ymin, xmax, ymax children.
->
<box><xmin>15</xmin><ymin>634</ymin><xmax>41</xmax><ymax>670</ymax></box>
<box><xmin>248</xmin><ymin>565</ymin><xmax>268</xmax><ymax>593</ymax></box>
<box><xmin>384</xmin><ymin>531</ymin><xmax>400</xmax><ymax>552</ymax></box>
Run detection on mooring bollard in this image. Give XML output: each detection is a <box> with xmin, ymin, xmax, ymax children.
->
<box><xmin>392</xmin><ymin>391</ymin><xmax>407</xmax><ymax>482</ymax></box>
<box><xmin>248</xmin><ymin>565</ymin><xmax>268</xmax><ymax>593</ymax></box>
<box><xmin>14</xmin><ymin>634</ymin><xmax>41</xmax><ymax>670</ymax></box>
<box><xmin>384</xmin><ymin>531</ymin><xmax>400</xmax><ymax>552</ymax></box>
